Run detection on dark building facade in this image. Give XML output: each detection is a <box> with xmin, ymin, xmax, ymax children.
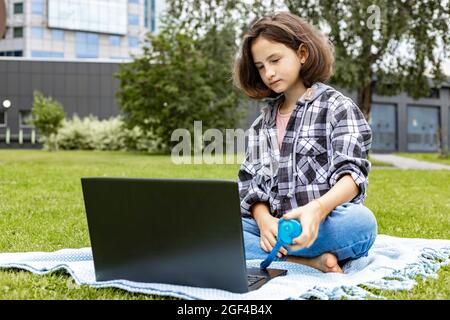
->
<box><xmin>1</xmin><ymin>57</ymin><xmax>450</xmax><ymax>153</ymax></box>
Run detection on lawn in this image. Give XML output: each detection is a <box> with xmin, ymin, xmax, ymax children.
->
<box><xmin>368</xmin><ymin>156</ymin><xmax>394</xmax><ymax>167</ymax></box>
<box><xmin>0</xmin><ymin>150</ymin><xmax>448</xmax><ymax>300</ymax></box>
<box><xmin>395</xmin><ymin>152</ymin><xmax>450</xmax><ymax>166</ymax></box>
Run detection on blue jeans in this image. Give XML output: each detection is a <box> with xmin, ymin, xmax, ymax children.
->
<box><xmin>242</xmin><ymin>202</ymin><xmax>378</xmax><ymax>263</ymax></box>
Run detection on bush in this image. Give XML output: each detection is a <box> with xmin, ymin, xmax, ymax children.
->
<box><xmin>53</xmin><ymin>115</ymin><xmax>164</xmax><ymax>153</ymax></box>
<box><xmin>31</xmin><ymin>91</ymin><xmax>66</xmax><ymax>151</ymax></box>
<box><xmin>115</xmin><ymin>21</ymin><xmax>245</xmax><ymax>154</ymax></box>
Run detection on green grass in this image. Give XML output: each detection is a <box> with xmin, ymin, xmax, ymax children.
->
<box><xmin>395</xmin><ymin>152</ymin><xmax>450</xmax><ymax>166</ymax></box>
<box><xmin>0</xmin><ymin>150</ymin><xmax>449</xmax><ymax>300</ymax></box>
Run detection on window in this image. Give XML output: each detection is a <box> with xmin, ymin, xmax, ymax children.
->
<box><xmin>19</xmin><ymin>110</ymin><xmax>33</xmax><ymax>127</ymax></box>
<box><xmin>31</xmin><ymin>0</ymin><xmax>44</xmax><ymax>15</ymax></box>
<box><xmin>370</xmin><ymin>103</ymin><xmax>398</xmax><ymax>152</ymax></box>
<box><xmin>0</xmin><ymin>51</ymin><xmax>23</xmax><ymax>56</ymax></box>
<box><xmin>144</xmin><ymin>0</ymin><xmax>149</xmax><ymax>28</ymax></box>
<box><xmin>75</xmin><ymin>32</ymin><xmax>99</xmax><ymax>59</ymax></box>
<box><xmin>48</xmin><ymin>0</ymin><xmax>127</xmax><ymax>35</ymax></box>
<box><xmin>31</xmin><ymin>51</ymin><xmax>64</xmax><ymax>58</ymax></box>
<box><xmin>128</xmin><ymin>14</ymin><xmax>139</xmax><ymax>26</ymax></box>
<box><xmin>13</xmin><ymin>27</ymin><xmax>23</xmax><ymax>38</ymax></box>
<box><xmin>407</xmin><ymin>105</ymin><xmax>440</xmax><ymax>152</ymax></box>
<box><xmin>109</xmin><ymin>35</ymin><xmax>121</xmax><ymax>46</ymax></box>
<box><xmin>128</xmin><ymin>36</ymin><xmax>139</xmax><ymax>48</ymax></box>
<box><xmin>14</xmin><ymin>3</ymin><xmax>24</xmax><ymax>14</ymax></box>
<box><xmin>52</xmin><ymin>29</ymin><xmax>64</xmax><ymax>41</ymax></box>
<box><xmin>31</xmin><ymin>27</ymin><xmax>44</xmax><ymax>39</ymax></box>
<box><xmin>0</xmin><ymin>111</ymin><xmax>6</xmax><ymax>126</ymax></box>
<box><xmin>448</xmin><ymin>107</ymin><xmax>450</xmax><ymax>151</ymax></box>
<box><xmin>144</xmin><ymin>0</ymin><xmax>156</xmax><ymax>31</ymax></box>
<box><xmin>150</xmin><ymin>0</ymin><xmax>156</xmax><ymax>32</ymax></box>
<box><xmin>129</xmin><ymin>0</ymin><xmax>139</xmax><ymax>4</ymax></box>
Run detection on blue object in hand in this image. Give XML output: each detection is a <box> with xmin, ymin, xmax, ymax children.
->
<box><xmin>260</xmin><ymin>218</ymin><xmax>302</xmax><ymax>269</ymax></box>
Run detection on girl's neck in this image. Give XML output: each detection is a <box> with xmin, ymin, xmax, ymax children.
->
<box><xmin>279</xmin><ymin>80</ymin><xmax>307</xmax><ymax>114</ymax></box>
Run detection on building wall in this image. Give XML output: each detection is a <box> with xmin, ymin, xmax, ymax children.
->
<box><xmin>0</xmin><ymin>0</ymin><xmax>165</xmax><ymax>59</ymax></box>
<box><xmin>0</xmin><ymin>58</ymin><xmax>120</xmax><ymax>147</ymax></box>
<box><xmin>1</xmin><ymin>57</ymin><xmax>449</xmax><ymax>152</ymax></box>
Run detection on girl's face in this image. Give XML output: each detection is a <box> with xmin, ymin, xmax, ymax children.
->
<box><xmin>251</xmin><ymin>36</ymin><xmax>306</xmax><ymax>95</ymax></box>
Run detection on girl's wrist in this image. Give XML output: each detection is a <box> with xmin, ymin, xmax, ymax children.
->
<box><xmin>251</xmin><ymin>202</ymin><xmax>272</xmax><ymax>226</ymax></box>
<box><xmin>311</xmin><ymin>198</ymin><xmax>328</xmax><ymax>220</ymax></box>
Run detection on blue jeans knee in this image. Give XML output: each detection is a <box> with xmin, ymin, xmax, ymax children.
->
<box><xmin>285</xmin><ymin>202</ymin><xmax>378</xmax><ymax>262</ymax></box>
<box><xmin>330</xmin><ymin>203</ymin><xmax>378</xmax><ymax>262</ymax></box>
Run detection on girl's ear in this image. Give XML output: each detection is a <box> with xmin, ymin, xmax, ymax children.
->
<box><xmin>297</xmin><ymin>44</ymin><xmax>309</xmax><ymax>64</ymax></box>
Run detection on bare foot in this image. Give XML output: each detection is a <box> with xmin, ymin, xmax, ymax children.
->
<box><xmin>286</xmin><ymin>252</ymin><xmax>343</xmax><ymax>273</ymax></box>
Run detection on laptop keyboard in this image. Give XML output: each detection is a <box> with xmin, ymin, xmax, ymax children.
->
<box><xmin>247</xmin><ymin>274</ymin><xmax>266</xmax><ymax>286</ymax></box>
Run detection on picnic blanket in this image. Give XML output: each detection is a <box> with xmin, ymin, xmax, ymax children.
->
<box><xmin>0</xmin><ymin>235</ymin><xmax>449</xmax><ymax>300</ymax></box>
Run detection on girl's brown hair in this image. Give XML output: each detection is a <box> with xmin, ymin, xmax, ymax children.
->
<box><xmin>233</xmin><ymin>11</ymin><xmax>334</xmax><ymax>99</ymax></box>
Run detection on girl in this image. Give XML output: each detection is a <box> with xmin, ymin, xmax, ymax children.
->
<box><xmin>233</xmin><ymin>12</ymin><xmax>377</xmax><ymax>273</ymax></box>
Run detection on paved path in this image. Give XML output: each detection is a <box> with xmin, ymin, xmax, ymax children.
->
<box><xmin>370</xmin><ymin>153</ymin><xmax>450</xmax><ymax>170</ymax></box>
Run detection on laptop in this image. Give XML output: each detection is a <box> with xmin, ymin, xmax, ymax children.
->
<box><xmin>81</xmin><ymin>177</ymin><xmax>287</xmax><ymax>293</ymax></box>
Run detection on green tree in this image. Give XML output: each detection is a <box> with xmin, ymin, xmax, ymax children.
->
<box><xmin>116</xmin><ymin>19</ymin><xmax>244</xmax><ymax>153</ymax></box>
<box><xmin>165</xmin><ymin>0</ymin><xmax>283</xmax><ymax>39</ymax></box>
<box><xmin>284</xmin><ymin>1</ymin><xmax>450</xmax><ymax>119</ymax></box>
<box><xmin>31</xmin><ymin>91</ymin><xmax>66</xmax><ymax>151</ymax></box>
<box><xmin>165</xmin><ymin>0</ymin><xmax>243</xmax><ymax>36</ymax></box>
<box><xmin>196</xmin><ymin>22</ymin><xmax>246</xmax><ymax>130</ymax></box>
<box><xmin>284</xmin><ymin>0</ymin><xmax>450</xmax><ymax>155</ymax></box>
<box><xmin>166</xmin><ymin>1</ymin><xmax>450</xmax><ymax>155</ymax></box>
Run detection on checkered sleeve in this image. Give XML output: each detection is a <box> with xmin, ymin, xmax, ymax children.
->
<box><xmin>237</xmin><ymin>118</ymin><xmax>270</xmax><ymax>218</ymax></box>
<box><xmin>238</xmin><ymin>160</ymin><xmax>271</xmax><ymax>218</ymax></box>
<box><xmin>328</xmin><ymin>98</ymin><xmax>372</xmax><ymax>203</ymax></box>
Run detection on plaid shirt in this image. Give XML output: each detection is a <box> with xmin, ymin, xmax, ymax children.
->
<box><xmin>238</xmin><ymin>82</ymin><xmax>372</xmax><ymax>218</ymax></box>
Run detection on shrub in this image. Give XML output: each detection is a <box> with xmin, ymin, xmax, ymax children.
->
<box><xmin>31</xmin><ymin>91</ymin><xmax>66</xmax><ymax>151</ymax></box>
<box><xmin>53</xmin><ymin>115</ymin><xmax>164</xmax><ymax>153</ymax></box>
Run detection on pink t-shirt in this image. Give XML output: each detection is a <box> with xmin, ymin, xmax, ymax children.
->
<box><xmin>276</xmin><ymin>107</ymin><xmax>292</xmax><ymax>149</ymax></box>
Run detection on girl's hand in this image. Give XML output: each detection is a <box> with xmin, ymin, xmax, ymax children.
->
<box><xmin>282</xmin><ymin>200</ymin><xmax>324</xmax><ymax>251</ymax></box>
<box><xmin>256</xmin><ymin>213</ymin><xmax>288</xmax><ymax>258</ymax></box>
